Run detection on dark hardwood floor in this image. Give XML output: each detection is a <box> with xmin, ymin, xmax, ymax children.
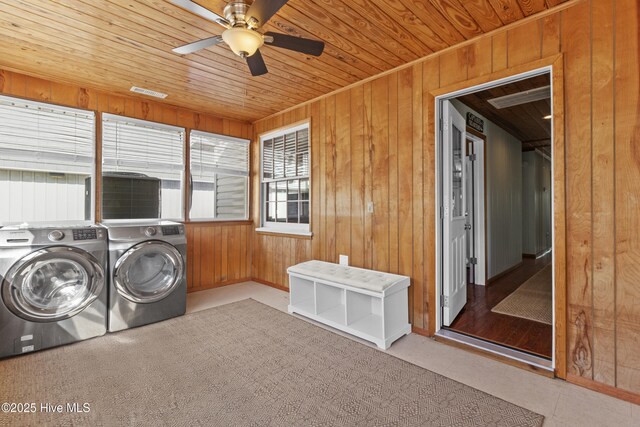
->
<box><xmin>447</xmin><ymin>254</ymin><xmax>553</xmax><ymax>359</ymax></box>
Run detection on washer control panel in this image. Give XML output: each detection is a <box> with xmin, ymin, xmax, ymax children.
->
<box><xmin>72</xmin><ymin>228</ymin><xmax>98</xmax><ymax>241</ymax></box>
<box><xmin>161</xmin><ymin>225</ymin><xmax>181</xmax><ymax>236</ymax></box>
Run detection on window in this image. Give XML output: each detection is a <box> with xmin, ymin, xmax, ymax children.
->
<box><xmin>259</xmin><ymin>123</ymin><xmax>310</xmax><ymax>234</ymax></box>
<box><xmin>0</xmin><ymin>95</ymin><xmax>95</xmax><ymax>225</ymax></box>
<box><xmin>101</xmin><ymin>114</ymin><xmax>185</xmax><ymax>220</ymax></box>
<box><xmin>189</xmin><ymin>131</ymin><xmax>249</xmax><ymax>221</ymax></box>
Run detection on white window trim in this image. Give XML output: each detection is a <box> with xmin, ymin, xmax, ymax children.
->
<box><xmin>259</xmin><ymin>122</ymin><xmax>311</xmax><ymax>236</ymax></box>
<box><xmin>189</xmin><ymin>130</ymin><xmax>250</xmax><ymax>222</ymax></box>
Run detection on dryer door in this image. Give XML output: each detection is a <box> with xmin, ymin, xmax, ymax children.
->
<box><xmin>113</xmin><ymin>241</ymin><xmax>184</xmax><ymax>303</ymax></box>
<box><xmin>1</xmin><ymin>247</ymin><xmax>105</xmax><ymax>322</ymax></box>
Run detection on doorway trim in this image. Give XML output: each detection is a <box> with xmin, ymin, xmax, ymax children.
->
<box><xmin>427</xmin><ymin>55</ymin><xmax>566</xmax><ymax>379</ymax></box>
<box><xmin>465</xmin><ymin>130</ymin><xmax>487</xmax><ymax>286</ymax></box>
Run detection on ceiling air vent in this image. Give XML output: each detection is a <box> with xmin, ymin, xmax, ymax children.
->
<box><xmin>129</xmin><ymin>86</ymin><xmax>168</xmax><ymax>99</ymax></box>
<box><xmin>487</xmin><ymin>85</ymin><xmax>550</xmax><ymax>109</ymax></box>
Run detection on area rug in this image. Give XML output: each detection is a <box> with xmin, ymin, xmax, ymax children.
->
<box><xmin>0</xmin><ymin>299</ymin><xmax>543</xmax><ymax>426</ymax></box>
<box><xmin>491</xmin><ymin>265</ymin><xmax>553</xmax><ymax>325</ymax></box>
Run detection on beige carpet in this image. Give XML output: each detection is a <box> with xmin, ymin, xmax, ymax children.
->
<box><xmin>0</xmin><ymin>299</ymin><xmax>543</xmax><ymax>426</ymax></box>
<box><xmin>492</xmin><ymin>265</ymin><xmax>553</xmax><ymax>325</ymax></box>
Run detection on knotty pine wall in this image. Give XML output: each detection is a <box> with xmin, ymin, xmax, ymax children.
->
<box><xmin>252</xmin><ymin>0</ymin><xmax>640</xmax><ymax>399</ymax></box>
<box><xmin>0</xmin><ymin>69</ymin><xmax>253</xmax><ymax>292</ymax></box>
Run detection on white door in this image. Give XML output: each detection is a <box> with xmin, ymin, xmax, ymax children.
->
<box><xmin>442</xmin><ymin>100</ymin><xmax>467</xmax><ymax>326</ymax></box>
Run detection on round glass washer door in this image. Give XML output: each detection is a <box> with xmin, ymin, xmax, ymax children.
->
<box><xmin>114</xmin><ymin>241</ymin><xmax>184</xmax><ymax>304</ymax></box>
<box><xmin>1</xmin><ymin>247</ymin><xmax>105</xmax><ymax>322</ymax></box>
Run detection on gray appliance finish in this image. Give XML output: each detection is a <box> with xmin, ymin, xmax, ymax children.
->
<box><xmin>0</xmin><ymin>225</ymin><xmax>108</xmax><ymax>358</ymax></box>
<box><xmin>104</xmin><ymin>221</ymin><xmax>186</xmax><ymax>332</ymax></box>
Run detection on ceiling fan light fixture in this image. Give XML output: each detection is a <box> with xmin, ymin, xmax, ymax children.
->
<box><xmin>222</xmin><ymin>27</ymin><xmax>264</xmax><ymax>57</ymax></box>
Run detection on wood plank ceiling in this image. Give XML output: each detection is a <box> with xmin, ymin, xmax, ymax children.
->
<box><xmin>457</xmin><ymin>73</ymin><xmax>552</xmax><ymax>154</ymax></box>
<box><xmin>0</xmin><ymin>0</ymin><xmax>569</xmax><ymax>122</ymax></box>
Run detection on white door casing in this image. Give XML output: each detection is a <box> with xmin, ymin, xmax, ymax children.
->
<box><xmin>442</xmin><ymin>100</ymin><xmax>467</xmax><ymax>326</ymax></box>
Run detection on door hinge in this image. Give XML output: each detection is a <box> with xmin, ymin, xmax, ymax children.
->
<box><xmin>440</xmin><ymin>295</ymin><xmax>449</xmax><ymax>308</ymax></box>
<box><xmin>468</xmin><ymin>154</ymin><xmax>477</xmax><ymax>161</ymax></box>
<box><xmin>470</xmin><ymin>257</ymin><xmax>477</xmax><ymax>265</ymax></box>
<box><xmin>439</xmin><ymin>206</ymin><xmax>444</xmax><ymax>219</ymax></box>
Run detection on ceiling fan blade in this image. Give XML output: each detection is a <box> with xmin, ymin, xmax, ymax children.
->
<box><xmin>173</xmin><ymin>35</ymin><xmax>224</xmax><ymax>54</ymax></box>
<box><xmin>245</xmin><ymin>0</ymin><xmax>289</xmax><ymax>28</ymax></box>
<box><xmin>246</xmin><ymin>50</ymin><xmax>268</xmax><ymax>76</ymax></box>
<box><xmin>264</xmin><ymin>32</ymin><xmax>324</xmax><ymax>56</ymax></box>
<box><xmin>170</xmin><ymin>0</ymin><xmax>230</xmax><ymax>28</ymax></box>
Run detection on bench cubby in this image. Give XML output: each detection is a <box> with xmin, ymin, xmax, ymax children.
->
<box><xmin>287</xmin><ymin>261</ymin><xmax>411</xmax><ymax>349</ymax></box>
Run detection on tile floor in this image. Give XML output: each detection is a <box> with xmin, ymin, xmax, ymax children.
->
<box><xmin>187</xmin><ymin>282</ymin><xmax>638</xmax><ymax>427</ymax></box>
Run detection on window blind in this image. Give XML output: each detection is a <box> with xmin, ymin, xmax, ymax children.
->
<box><xmin>262</xmin><ymin>126</ymin><xmax>308</xmax><ymax>181</ymax></box>
<box><xmin>102</xmin><ymin>114</ymin><xmax>184</xmax><ymax>180</ymax></box>
<box><xmin>190</xmin><ymin>131</ymin><xmax>249</xmax><ymax>180</ymax></box>
<box><xmin>0</xmin><ymin>95</ymin><xmax>95</xmax><ymax>174</ymax></box>
<box><xmin>189</xmin><ymin>131</ymin><xmax>249</xmax><ymax>220</ymax></box>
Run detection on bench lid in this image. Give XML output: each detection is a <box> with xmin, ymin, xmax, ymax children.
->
<box><xmin>287</xmin><ymin>260</ymin><xmax>408</xmax><ymax>292</ymax></box>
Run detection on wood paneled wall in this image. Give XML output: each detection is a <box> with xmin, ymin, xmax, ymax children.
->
<box><xmin>252</xmin><ymin>0</ymin><xmax>640</xmax><ymax>399</ymax></box>
<box><xmin>0</xmin><ymin>68</ymin><xmax>253</xmax><ymax>292</ymax></box>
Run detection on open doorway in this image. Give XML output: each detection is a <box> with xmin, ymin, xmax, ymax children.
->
<box><xmin>436</xmin><ymin>69</ymin><xmax>554</xmax><ymax>368</ymax></box>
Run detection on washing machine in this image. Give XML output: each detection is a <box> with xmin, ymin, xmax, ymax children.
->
<box><xmin>103</xmin><ymin>221</ymin><xmax>186</xmax><ymax>332</ymax></box>
<box><xmin>0</xmin><ymin>225</ymin><xmax>107</xmax><ymax>358</ymax></box>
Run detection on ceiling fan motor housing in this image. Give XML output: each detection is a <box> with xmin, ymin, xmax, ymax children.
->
<box><xmin>224</xmin><ymin>1</ymin><xmax>257</xmax><ymax>28</ymax></box>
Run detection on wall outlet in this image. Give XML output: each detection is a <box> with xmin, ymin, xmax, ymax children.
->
<box><xmin>339</xmin><ymin>255</ymin><xmax>349</xmax><ymax>266</ymax></box>
<box><xmin>367</xmin><ymin>202</ymin><xmax>374</xmax><ymax>213</ymax></box>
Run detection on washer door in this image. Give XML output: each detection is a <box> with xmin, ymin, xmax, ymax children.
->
<box><xmin>114</xmin><ymin>241</ymin><xmax>184</xmax><ymax>303</ymax></box>
<box><xmin>1</xmin><ymin>247</ymin><xmax>105</xmax><ymax>322</ymax></box>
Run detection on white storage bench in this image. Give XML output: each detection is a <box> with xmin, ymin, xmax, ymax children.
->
<box><xmin>287</xmin><ymin>260</ymin><xmax>411</xmax><ymax>349</ymax></box>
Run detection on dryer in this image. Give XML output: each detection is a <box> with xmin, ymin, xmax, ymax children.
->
<box><xmin>103</xmin><ymin>221</ymin><xmax>186</xmax><ymax>332</ymax></box>
<box><xmin>0</xmin><ymin>225</ymin><xmax>107</xmax><ymax>358</ymax></box>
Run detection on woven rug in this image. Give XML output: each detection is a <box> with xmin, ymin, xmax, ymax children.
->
<box><xmin>0</xmin><ymin>299</ymin><xmax>543</xmax><ymax>426</ymax></box>
<box><xmin>492</xmin><ymin>265</ymin><xmax>553</xmax><ymax>325</ymax></box>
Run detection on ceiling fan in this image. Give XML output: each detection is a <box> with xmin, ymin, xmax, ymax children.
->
<box><xmin>171</xmin><ymin>0</ymin><xmax>325</xmax><ymax>76</ymax></box>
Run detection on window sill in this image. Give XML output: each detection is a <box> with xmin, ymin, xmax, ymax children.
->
<box><xmin>185</xmin><ymin>219</ymin><xmax>253</xmax><ymax>226</ymax></box>
<box><xmin>255</xmin><ymin>227</ymin><xmax>313</xmax><ymax>239</ymax></box>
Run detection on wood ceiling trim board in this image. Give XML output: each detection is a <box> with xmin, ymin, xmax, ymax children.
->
<box><xmin>488</xmin><ymin>0</ymin><xmax>526</xmax><ymax>24</ymax></box>
<box><xmin>7</xmin><ymin>1</ymin><xmax>327</xmax><ymax>104</ymax></box>
<box><xmin>287</xmin><ymin>0</ymin><xmax>409</xmax><ymax>69</ymax></box>
<box><xmin>66</xmin><ymin>0</ymin><xmax>341</xmax><ymax>94</ymax></box>
<box><xmin>255</xmin><ymin>0</ymin><xmax>579</xmax><ymax>124</ymax></box>
<box><xmin>344</xmin><ymin>0</ymin><xmax>434</xmax><ymax>57</ymax></box>
<box><xmin>517</xmin><ymin>0</ymin><xmax>548</xmax><ymax>16</ymax></box>
<box><xmin>397</xmin><ymin>0</ymin><xmax>465</xmax><ymax>47</ymax></box>
<box><xmin>428</xmin><ymin>0</ymin><xmax>485</xmax><ymax>40</ymax></box>
<box><xmin>367</xmin><ymin>0</ymin><xmax>449</xmax><ymax>52</ymax></box>
<box><xmin>459</xmin><ymin>0</ymin><xmax>506</xmax><ymax>31</ymax></box>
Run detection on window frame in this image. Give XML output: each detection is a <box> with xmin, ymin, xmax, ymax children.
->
<box><xmin>188</xmin><ymin>130</ymin><xmax>250</xmax><ymax>222</ymax></box>
<box><xmin>258</xmin><ymin>121</ymin><xmax>311</xmax><ymax>236</ymax></box>
<box><xmin>101</xmin><ymin>113</ymin><xmax>186</xmax><ymax>222</ymax></box>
